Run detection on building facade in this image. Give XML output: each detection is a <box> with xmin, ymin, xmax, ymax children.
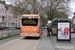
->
<box><xmin>0</xmin><ymin>1</ymin><xmax>16</xmax><ymax>28</ymax></box>
<box><xmin>6</xmin><ymin>4</ymin><xmax>16</xmax><ymax>28</ymax></box>
<box><xmin>15</xmin><ymin>16</ymin><xmax>20</xmax><ymax>29</ymax></box>
<box><xmin>0</xmin><ymin>1</ymin><xmax>8</xmax><ymax>27</ymax></box>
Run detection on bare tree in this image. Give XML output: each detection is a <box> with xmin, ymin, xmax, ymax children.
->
<box><xmin>8</xmin><ymin>0</ymin><xmax>71</xmax><ymax>26</ymax></box>
<box><xmin>43</xmin><ymin>0</ymin><xmax>70</xmax><ymax>20</ymax></box>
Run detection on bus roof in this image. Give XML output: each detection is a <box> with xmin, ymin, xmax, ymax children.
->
<box><xmin>22</xmin><ymin>14</ymin><xmax>39</xmax><ymax>17</ymax></box>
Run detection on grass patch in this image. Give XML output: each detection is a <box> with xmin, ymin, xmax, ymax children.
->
<box><xmin>0</xmin><ymin>33</ymin><xmax>20</xmax><ymax>40</ymax></box>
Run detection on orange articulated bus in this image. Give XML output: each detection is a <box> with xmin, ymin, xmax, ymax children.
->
<box><xmin>20</xmin><ymin>14</ymin><xmax>42</xmax><ymax>37</ymax></box>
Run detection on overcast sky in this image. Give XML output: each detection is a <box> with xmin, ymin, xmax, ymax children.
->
<box><xmin>5</xmin><ymin>0</ymin><xmax>75</xmax><ymax>19</ymax></box>
<box><xmin>69</xmin><ymin>0</ymin><xmax>75</xmax><ymax>19</ymax></box>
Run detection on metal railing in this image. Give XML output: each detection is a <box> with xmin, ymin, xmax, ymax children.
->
<box><xmin>0</xmin><ymin>29</ymin><xmax>20</xmax><ymax>37</ymax></box>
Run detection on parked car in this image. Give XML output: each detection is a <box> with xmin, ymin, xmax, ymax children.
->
<box><xmin>0</xmin><ymin>27</ymin><xmax>4</xmax><ymax>30</ymax></box>
<box><xmin>10</xmin><ymin>27</ymin><xmax>16</xmax><ymax>30</ymax></box>
<box><xmin>71</xmin><ymin>27</ymin><xmax>75</xmax><ymax>33</ymax></box>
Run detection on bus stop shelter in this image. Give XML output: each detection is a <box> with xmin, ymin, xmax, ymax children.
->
<box><xmin>51</xmin><ymin>18</ymin><xmax>71</xmax><ymax>36</ymax></box>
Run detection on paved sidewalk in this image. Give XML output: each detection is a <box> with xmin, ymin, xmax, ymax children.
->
<box><xmin>37</xmin><ymin>29</ymin><xmax>75</xmax><ymax>50</ymax></box>
<box><xmin>37</xmin><ymin>29</ymin><xmax>54</xmax><ymax>50</ymax></box>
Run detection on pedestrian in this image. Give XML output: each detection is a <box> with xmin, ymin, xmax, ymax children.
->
<box><xmin>47</xmin><ymin>25</ymin><xmax>49</xmax><ymax>36</ymax></box>
<box><xmin>49</xmin><ymin>26</ymin><xmax>52</xmax><ymax>36</ymax></box>
<box><xmin>47</xmin><ymin>26</ymin><xmax>52</xmax><ymax>36</ymax></box>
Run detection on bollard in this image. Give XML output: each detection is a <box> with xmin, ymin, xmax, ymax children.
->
<box><xmin>8</xmin><ymin>30</ymin><xmax>9</xmax><ymax>35</ymax></box>
<box><xmin>16</xmin><ymin>29</ymin><xmax>17</xmax><ymax>33</ymax></box>
<box><xmin>12</xmin><ymin>31</ymin><xmax>13</xmax><ymax>34</ymax></box>
<box><xmin>17</xmin><ymin>31</ymin><xmax>18</xmax><ymax>33</ymax></box>
<box><xmin>2</xmin><ymin>30</ymin><xmax>3</xmax><ymax>37</ymax></box>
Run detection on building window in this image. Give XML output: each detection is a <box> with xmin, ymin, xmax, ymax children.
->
<box><xmin>16</xmin><ymin>20</ymin><xmax>17</xmax><ymax>22</ymax></box>
<box><xmin>10</xmin><ymin>18</ymin><xmax>11</xmax><ymax>21</ymax></box>
<box><xmin>5</xmin><ymin>11</ymin><xmax>6</xmax><ymax>14</ymax></box>
<box><xmin>1</xmin><ymin>10</ymin><xmax>4</xmax><ymax>14</ymax></box>
<box><xmin>2</xmin><ymin>16</ymin><xmax>5</xmax><ymax>21</ymax></box>
<box><xmin>1</xmin><ymin>10</ymin><xmax>2</xmax><ymax>13</ymax></box>
<box><xmin>3</xmin><ymin>23</ymin><xmax>4</xmax><ymax>27</ymax></box>
<box><xmin>3</xmin><ymin>11</ymin><xmax>4</xmax><ymax>14</ymax></box>
<box><xmin>2</xmin><ymin>6</ymin><xmax>4</xmax><ymax>8</ymax></box>
<box><xmin>0</xmin><ymin>4</ymin><xmax>1</xmax><ymax>8</ymax></box>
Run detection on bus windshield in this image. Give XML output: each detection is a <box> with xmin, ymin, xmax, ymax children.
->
<box><xmin>22</xmin><ymin>17</ymin><xmax>38</xmax><ymax>26</ymax></box>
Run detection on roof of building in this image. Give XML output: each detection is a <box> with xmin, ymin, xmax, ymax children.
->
<box><xmin>22</xmin><ymin>14</ymin><xmax>39</xmax><ymax>17</ymax></box>
<box><xmin>0</xmin><ymin>1</ymin><xmax>5</xmax><ymax>4</ymax></box>
<box><xmin>5</xmin><ymin>5</ymin><xmax>9</xmax><ymax>10</ymax></box>
<box><xmin>0</xmin><ymin>1</ymin><xmax>9</xmax><ymax>10</ymax></box>
<box><xmin>6</xmin><ymin>4</ymin><xmax>13</xmax><ymax>7</ymax></box>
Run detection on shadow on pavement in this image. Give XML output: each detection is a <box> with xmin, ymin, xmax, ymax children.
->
<box><xmin>23</xmin><ymin>37</ymin><xmax>40</xmax><ymax>40</ymax></box>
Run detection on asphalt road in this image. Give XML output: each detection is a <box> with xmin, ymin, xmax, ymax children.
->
<box><xmin>0</xmin><ymin>29</ymin><xmax>20</xmax><ymax>37</ymax></box>
<box><xmin>0</xmin><ymin>29</ymin><xmax>75</xmax><ymax>50</ymax></box>
<box><xmin>0</xmin><ymin>36</ymin><xmax>40</xmax><ymax>50</ymax></box>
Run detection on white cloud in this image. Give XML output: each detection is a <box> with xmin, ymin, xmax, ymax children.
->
<box><xmin>70</xmin><ymin>0</ymin><xmax>75</xmax><ymax>12</ymax></box>
<box><xmin>68</xmin><ymin>0</ymin><xmax>75</xmax><ymax>19</ymax></box>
